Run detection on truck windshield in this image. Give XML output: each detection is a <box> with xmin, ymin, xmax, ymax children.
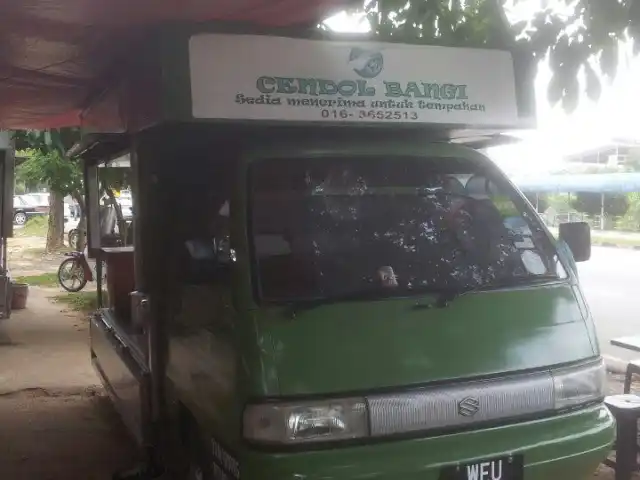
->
<box><xmin>249</xmin><ymin>155</ymin><xmax>566</xmax><ymax>302</ymax></box>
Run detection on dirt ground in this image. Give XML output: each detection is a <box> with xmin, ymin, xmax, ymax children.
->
<box><xmin>0</xmin><ymin>235</ymin><xmax>635</xmax><ymax>479</ymax></box>
<box><xmin>7</xmin><ymin>236</ymin><xmax>63</xmax><ymax>277</ymax></box>
<box><xmin>1</xmin><ymin>388</ymin><xmax>138</xmax><ymax>480</ymax></box>
<box><xmin>0</xmin><ymin>285</ymin><xmax>138</xmax><ymax>479</ymax></box>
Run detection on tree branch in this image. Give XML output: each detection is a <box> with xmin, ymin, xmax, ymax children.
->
<box><xmin>489</xmin><ymin>0</ymin><xmax>517</xmax><ymax>47</ymax></box>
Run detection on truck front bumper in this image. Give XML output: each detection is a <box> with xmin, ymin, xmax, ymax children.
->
<box><xmin>240</xmin><ymin>403</ymin><xmax>614</xmax><ymax>480</ymax></box>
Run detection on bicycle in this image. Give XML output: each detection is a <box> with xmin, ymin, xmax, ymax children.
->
<box><xmin>67</xmin><ymin>228</ymin><xmax>86</xmax><ymax>251</ymax></box>
<box><xmin>57</xmin><ymin>247</ymin><xmax>106</xmax><ymax>292</ymax></box>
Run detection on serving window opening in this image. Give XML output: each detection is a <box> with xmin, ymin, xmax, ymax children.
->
<box><xmin>85</xmin><ymin>153</ymin><xmax>137</xmax><ymax>334</ymax></box>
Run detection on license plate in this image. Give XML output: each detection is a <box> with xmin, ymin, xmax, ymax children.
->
<box><xmin>440</xmin><ymin>455</ymin><xmax>523</xmax><ymax>480</ymax></box>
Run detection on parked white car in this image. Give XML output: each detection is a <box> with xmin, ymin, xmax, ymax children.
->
<box><xmin>19</xmin><ymin>192</ymin><xmax>80</xmax><ymax>221</ymax></box>
<box><xmin>23</xmin><ymin>192</ymin><xmax>49</xmax><ymax>209</ymax></box>
<box><xmin>12</xmin><ymin>195</ymin><xmax>42</xmax><ymax>225</ymax></box>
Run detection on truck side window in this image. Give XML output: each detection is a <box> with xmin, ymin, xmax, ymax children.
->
<box><xmin>213</xmin><ymin>201</ymin><xmax>234</xmax><ymax>265</ymax></box>
<box><xmin>183</xmin><ymin>197</ymin><xmax>231</xmax><ymax>284</ymax></box>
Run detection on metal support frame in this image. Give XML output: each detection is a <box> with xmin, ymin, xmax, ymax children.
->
<box><xmin>604</xmin><ymin>395</ymin><xmax>640</xmax><ymax>480</ymax></box>
<box><xmin>0</xmin><ymin>133</ymin><xmax>15</xmax><ymax>319</ymax></box>
<box><xmin>600</xmin><ymin>192</ymin><xmax>605</xmax><ymax>230</ymax></box>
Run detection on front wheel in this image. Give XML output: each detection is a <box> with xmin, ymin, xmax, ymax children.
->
<box><xmin>13</xmin><ymin>211</ymin><xmax>27</xmax><ymax>225</ymax></box>
<box><xmin>187</xmin><ymin>461</ymin><xmax>206</xmax><ymax>480</ymax></box>
<box><xmin>180</xmin><ymin>421</ymin><xmax>213</xmax><ymax>480</ymax></box>
<box><xmin>68</xmin><ymin>229</ymin><xmax>79</xmax><ymax>250</ymax></box>
<box><xmin>57</xmin><ymin>258</ymin><xmax>88</xmax><ymax>292</ymax></box>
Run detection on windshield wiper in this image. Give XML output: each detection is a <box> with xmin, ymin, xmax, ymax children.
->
<box><xmin>280</xmin><ymin>287</ymin><xmax>443</xmax><ymax>316</ymax></box>
<box><xmin>276</xmin><ymin>275</ymin><xmax>562</xmax><ymax>317</ymax></box>
<box><xmin>435</xmin><ymin>274</ymin><xmax>562</xmax><ymax>308</ymax></box>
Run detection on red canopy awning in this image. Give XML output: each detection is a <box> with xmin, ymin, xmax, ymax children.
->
<box><xmin>0</xmin><ymin>0</ymin><xmax>357</xmax><ymax>129</ymax></box>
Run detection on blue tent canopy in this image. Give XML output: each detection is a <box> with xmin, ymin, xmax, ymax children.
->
<box><xmin>513</xmin><ymin>173</ymin><xmax>640</xmax><ymax>194</ymax></box>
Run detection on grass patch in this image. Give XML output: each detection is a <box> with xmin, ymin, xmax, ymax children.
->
<box><xmin>52</xmin><ymin>291</ymin><xmax>98</xmax><ymax>313</ymax></box>
<box><xmin>14</xmin><ymin>272</ymin><xmax>58</xmax><ymax>287</ymax></box>
<box><xmin>548</xmin><ymin>227</ymin><xmax>640</xmax><ymax>248</ymax></box>
<box><xmin>19</xmin><ymin>246</ymin><xmax>72</xmax><ymax>258</ymax></box>
<box><xmin>591</xmin><ymin>235</ymin><xmax>640</xmax><ymax>248</ymax></box>
<box><xmin>15</xmin><ymin>215</ymin><xmax>48</xmax><ymax>237</ymax></box>
<box><xmin>36</xmin><ymin>245</ymin><xmax>71</xmax><ymax>255</ymax></box>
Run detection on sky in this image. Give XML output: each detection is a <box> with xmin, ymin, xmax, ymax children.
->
<box><xmin>324</xmin><ymin>4</ymin><xmax>640</xmax><ymax>177</ymax></box>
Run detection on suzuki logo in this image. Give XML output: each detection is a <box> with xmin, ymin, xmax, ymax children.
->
<box><xmin>458</xmin><ymin>396</ymin><xmax>480</xmax><ymax>417</ymax></box>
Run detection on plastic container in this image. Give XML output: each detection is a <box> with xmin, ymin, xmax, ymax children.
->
<box><xmin>11</xmin><ymin>283</ymin><xmax>29</xmax><ymax>310</ymax></box>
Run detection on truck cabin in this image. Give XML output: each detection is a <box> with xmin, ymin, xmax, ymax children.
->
<box><xmin>66</xmin><ymin>30</ymin><xmax>612</xmax><ymax>480</ymax></box>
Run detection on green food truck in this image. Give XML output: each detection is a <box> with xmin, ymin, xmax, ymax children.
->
<box><xmin>71</xmin><ymin>27</ymin><xmax>613</xmax><ymax>480</ymax></box>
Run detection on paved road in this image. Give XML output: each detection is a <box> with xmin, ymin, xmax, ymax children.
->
<box><xmin>578</xmin><ymin>247</ymin><xmax>640</xmax><ymax>362</ymax></box>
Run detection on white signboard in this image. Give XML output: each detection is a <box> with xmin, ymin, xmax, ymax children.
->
<box><xmin>189</xmin><ymin>34</ymin><xmax>520</xmax><ymax>126</ymax></box>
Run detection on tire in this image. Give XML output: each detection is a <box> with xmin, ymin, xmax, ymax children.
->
<box><xmin>68</xmin><ymin>229</ymin><xmax>76</xmax><ymax>249</ymax></box>
<box><xmin>57</xmin><ymin>258</ymin><xmax>88</xmax><ymax>292</ymax></box>
<box><xmin>68</xmin><ymin>229</ymin><xmax>79</xmax><ymax>250</ymax></box>
<box><xmin>175</xmin><ymin>415</ymin><xmax>213</xmax><ymax>480</ymax></box>
<box><xmin>68</xmin><ymin>229</ymin><xmax>87</xmax><ymax>251</ymax></box>
<box><xmin>185</xmin><ymin>427</ymin><xmax>211</xmax><ymax>480</ymax></box>
<box><xmin>13</xmin><ymin>211</ymin><xmax>27</xmax><ymax>225</ymax></box>
<box><xmin>187</xmin><ymin>459</ymin><xmax>206</xmax><ymax>480</ymax></box>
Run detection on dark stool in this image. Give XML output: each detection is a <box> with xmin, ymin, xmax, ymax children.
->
<box><xmin>624</xmin><ymin>361</ymin><xmax>640</xmax><ymax>393</ymax></box>
<box><xmin>604</xmin><ymin>395</ymin><xmax>640</xmax><ymax>480</ymax></box>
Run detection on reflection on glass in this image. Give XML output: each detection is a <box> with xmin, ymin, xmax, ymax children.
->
<box><xmin>250</xmin><ymin>156</ymin><xmax>566</xmax><ymax>302</ymax></box>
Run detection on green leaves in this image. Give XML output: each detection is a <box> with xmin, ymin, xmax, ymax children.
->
<box><xmin>365</xmin><ymin>0</ymin><xmax>515</xmax><ymax>47</ymax></box>
<box><xmin>362</xmin><ymin>0</ymin><xmax>640</xmax><ymax>112</ymax></box>
<box><xmin>99</xmin><ymin>167</ymin><xmax>131</xmax><ymax>194</ymax></box>
<box><xmin>17</xmin><ymin>149</ymin><xmax>81</xmax><ymax>196</ymax></box>
<box><xmin>13</xmin><ymin>128</ymin><xmax>80</xmax><ymax>157</ymax></box>
<box><xmin>630</xmin><ymin>0</ymin><xmax>640</xmax><ymax>54</ymax></box>
<box><xmin>572</xmin><ymin>192</ymin><xmax>629</xmax><ymax>217</ymax></box>
<box><xmin>584</xmin><ymin>62</ymin><xmax>601</xmax><ymax>101</ymax></box>
<box><xmin>600</xmin><ymin>42</ymin><xmax>619</xmax><ymax>80</ymax></box>
<box><xmin>12</xmin><ymin>128</ymin><xmax>83</xmax><ymax>196</ymax></box>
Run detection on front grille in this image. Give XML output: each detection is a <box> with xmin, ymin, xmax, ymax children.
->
<box><xmin>367</xmin><ymin>372</ymin><xmax>554</xmax><ymax>436</ymax></box>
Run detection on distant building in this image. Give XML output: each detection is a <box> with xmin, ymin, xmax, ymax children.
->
<box><xmin>563</xmin><ymin>138</ymin><xmax>640</xmax><ymax>172</ymax></box>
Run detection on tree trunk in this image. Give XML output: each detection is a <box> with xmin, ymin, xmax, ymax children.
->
<box><xmin>72</xmin><ymin>191</ymin><xmax>87</xmax><ymax>251</ymax></box>
<box><xmin>46</xmin><ymin>190</ymin><xmax>65</xmax><ymax>252</ymax></box>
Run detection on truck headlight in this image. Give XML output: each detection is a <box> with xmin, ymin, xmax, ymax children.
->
<box><xmin>243</xmin><ymin>397</ymin><xmax>369</xmax><ymax>444</ymax></box>
<box><xmin>552</xmin><ymin>358</ymin><xmax>607</xmax><ymax>410</ymax></box>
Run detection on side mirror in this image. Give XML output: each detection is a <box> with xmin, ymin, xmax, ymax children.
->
<box><xmin>559</xmin><ymin>222</ymin><xmax>591</xmax><ymax>262</ymax></box>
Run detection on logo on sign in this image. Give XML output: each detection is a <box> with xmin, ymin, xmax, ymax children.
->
<box><xmin>348</xmin><ymin>47</ymin><xmax>384</xmax><ymax>78</ymax></box>
<box><xmin>458</xmin><ymin>396</ymin><xmax>480</xmax><ymax>416</ymax></box>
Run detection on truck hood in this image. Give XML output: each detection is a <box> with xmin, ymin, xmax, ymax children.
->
<box><xmin>253</xmin><ymin>283</ymin><xmax>597</xmax><ymax>397</ymax></box>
